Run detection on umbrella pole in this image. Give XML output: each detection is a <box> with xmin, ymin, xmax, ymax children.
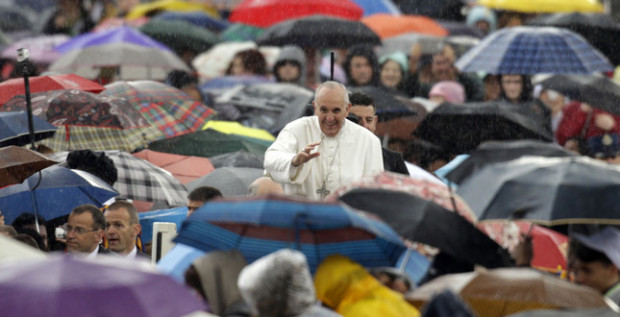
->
<box><xmin>330</xmin><ymin>51</ymin><xmax>334</xmax><ymax>81</ymax></box>
<box><xmin>16</xmin><ymin>48</ymin><xmax>37</xmax><ymax>150</ymax></box>
<box><xmin>30</xmin><ymin>171</ymin><xmax>44</xmax><ymax>235</ymax></box>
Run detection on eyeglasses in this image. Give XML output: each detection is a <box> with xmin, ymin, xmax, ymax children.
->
<box><xmin>63</xmin><ymin>224</ymin><xmax>99</xmax><ymax>235</ymax></box>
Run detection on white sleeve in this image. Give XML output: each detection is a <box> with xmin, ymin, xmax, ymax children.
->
<box><xmin>264</xmin><ymin>128</ymin><xmax>312</xmax><ymax>184</ymax></box>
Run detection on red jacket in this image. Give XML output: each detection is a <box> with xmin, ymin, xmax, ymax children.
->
<box><xmin>556</xmin><ymin>101</ymin><xmax>620</xmax><ymax>145</ymax></box>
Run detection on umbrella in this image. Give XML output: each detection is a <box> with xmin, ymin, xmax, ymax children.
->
<box><xmin>192</xmin><ymin>41</ymin><xmax>257</xmax><ymax>79</ymax></box>
<box><xmin>0</xmin><ymin>165</ymin><xmax>118</xmax><ymax>225</ymax></box>
<box><xmin>202</xmin><ymin>121</ymin><xmax>275</xmax><ymax>141</ymax></box>
<box><xmin>174</xmin><ymin>195</ymin><xmax>408</xmax><ymax>271</ymax></box>
<box><xmin>157</xmin><ymin>243</ymin><xmax>208</xmax><ymax>282</ymax></box>
<box><xmin>220</xmin><ymin>23</ymin><xmax>265</xmax><ymax>42</ymax></box>
<box><xmin>0</xmin><ymin>146</ymin><xmax>57</xmax><ymax>188</ymax></box>
<box><xmin>361</xmin><ymin>14</ymin><xmax>448</xmax><ymax>39</ymax></box>
<box><xmin>0</xmin><ymin>34</ymin><xmax>69</xmax><ymax>64</ymax></box>
<box><xmin>256</xmin><ymin>15</ymin><xmax>381</xmax><ymax>49</ymax></box>
<box><xmin>477</xmin><ymin>0</ymin><xmax>604</xmax><ymax>13</ymax></box>
<box><xmin>0</xmin><ymin>234</ymin><xmax>46</xmax><ymax>262</ymax></box>
<box><xmin>0</xmin><ymin>4</ymin><xmax>34</xmax><ymax>32</ymax></box>
<box><xmin>200</xmin><ymin>75</ymin><xmax>273</xmax><ymax>92</ymax></box>
<box><xmin>101</xmin><ymin>80</ymin><xmax>216</xmax><ymax>138</ymax></box>
<box><xmin>211</xmin><ymin>82</ymin><xmax>314</xmax><ymax>133</ymax></box>
<box><xmin>538</xmin><ymin>74</ymin><xmax>620</xmax><ymax>116</ymax></box>
<box><xmin>455</xmin><ymin>26</ymin><xmax>613</xmax><ymax>75</ymax></box>
<box><xmin>0</xmin><ymin>256</ymin><xmax>205</xmax><ymax>317</ymax></box>
<box><xmin>0</xmin><ymin>73</ymin><xmax>104</xmax><ymax>106</ymax></box>
<box><xmin>229</xmin><ymin>0</ymin><xmax>363</xmax><ymax>28</ymax></box>
<box><xmin>0</xmin><ymin>111</ymin><xmax>56</xmax><ymax>147</ymax></box>
<box><xmin>527</xmin><ymin>13</ymin><xmax>620</xmax><ymax>66</ymax></box>
<box><xmin>139</xmin><ymin>19</ymin><xmax>219</xmax><ymax>54</ymax></box>
<box><xmin>456</xmin><ymin>156</ymin><xmax>620</xmax><ymax>225</ymax></box>
<box><xmin>414</xmin><ymin>100</ymin><xmax>554</xmax><ymax>154</ymax></box>
<box><xmin>51</xmin><ymin>150</ymin><xmax>188</xmax><ymax>209</ymax></box>
<box><xmin>125</xmin><ymin>0</ymin><xmax>219</xmax><ymax>20</ymax></box>
<box><xmin>445</xmin><ymin>140</ymin><xmax>576</xmax><ymax>185</ymax></box>
<box><xmin>133</xmin><ymin>149</ymin><xmax>215</xmax><ymax>184</ymax></box>
<box><xmin>351</xmin><ymin>0</ymin><xmax>401</xmax><ymax>16</ymax></box>
<box><xmin>153</xmin><ymin>11</ymin><xmax>230</xmax><ymax>32</ymax></box>
<box><xmin>337</xmin><ymin>188</ymin><xmax>513</xmax><ymax>268</ymax></box>
<box><xmin>54</xmin><ymin>26</ymin><xmax>169</xmax><ymax>54</ymax></box>
<box><xmin>40</xmin><ymin>124</ymin><xmax>164</xmax><ymax>152</ymax></box>
<box><xmin>186</xmin><ymin>167</ymin><xmax>263</xmax><ymax>196</ymax></box>
<box><xmin>407</xmin><ymin>267</ymin><xmax>610</xmax><ymax>317</ymax></box>
<box><xmin>138</xmin><ymin>206</ymin><xmax>187</xmax><ymax>244</ymax></box>
<box><xmin>208</xmin><ymin>151</ymin><xmax>264</xmax><ymax>169</ymax></box>
<box><xmin>348</xmin><ymin>86</ymin><xmax>412</xmax><ymax>116</ymax></box>
<box><xmin>92</xmin><ymin>17</ymin><xmax>149</xmax><ymax>32</ymax></box>
<box><xmin>148</xmin><ymin>128</ymin><xmax>273</xmax><ymax>158</ymax></box>
<box><xmin>392</xmin><ymin>0</ymin><xmax>465</xmax><ymax>21</ymax></box>
<box><xmin>506</xmin><ymin>308</ymin><xmax>620</xmax><ymax>317</ymax></box>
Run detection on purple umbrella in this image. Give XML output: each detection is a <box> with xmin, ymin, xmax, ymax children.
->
<box><xmin>0</xmin><ymin>256</ymin><xmax>205</xmax><ymax>317</ymax></box>
<box><xmin>54</xmin><ymin>26</ymin><xmax>170</xmax><ymax>53</ymax></box>
<box><xmin>1</xmin><ymin>34</ymin><xmax>69</xmax><ymax>64</ymax></box>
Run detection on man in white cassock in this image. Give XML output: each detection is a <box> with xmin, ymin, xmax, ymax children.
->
<box><xmin>264</xmin><ymin>81</ymin><xmax>384</xmax><ymax>199</ymax></box>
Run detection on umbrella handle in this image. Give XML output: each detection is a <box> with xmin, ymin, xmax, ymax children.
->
<box><xmin>330</xmin><ymin>51</ymin><xmax>335</xmax><ymax>81</ymax></box>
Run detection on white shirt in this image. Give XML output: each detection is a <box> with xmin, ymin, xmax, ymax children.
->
<box><xmin>265</xmin><ymin>116</ymin><xmax>384</xmax><ymax>199</ymax></box>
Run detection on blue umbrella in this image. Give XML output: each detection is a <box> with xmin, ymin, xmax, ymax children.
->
<box><xmin>0</xmin><ymin>111</ymin><xmax>56</xmax><ymax>147</ymax></box>
<box><xmin>0</xmin><ymin>165</ymin><xmax>118</xmax><ymax>224</ymax></box>
<box><xmin>174</xmin><ymin>195</ymin><xmax>408</xmax><ymax>272</ymax></box>
<box><xmin>157</xmin><ymin>243</ymin><xmax>206</xmax><ymax>282</ymax></box>
<box><xmin>54</xmin><ymin>26</ymin><xmax>170</xmax><ymax>53</ymax></box>
<box><xmin>455</xmin><ymin>26</ymin><xmax>613</xmax><ymax>74</ymax></box>
<box><xmin>153</xmin><ymin>11</ymin><xmax>230</xmax><ymax>32</ymax></box>
<box><xmin>351</xmin><ymin>0</ymin><xmax>401</xmax><ymax>16</ymax></box>
<box><xmin>139</xmin><ymin>206</ymin><xmax>187</xmax><ymax>244</ymax></box>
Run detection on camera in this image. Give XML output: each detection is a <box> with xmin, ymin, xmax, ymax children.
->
<box><xmin>17</xmin><ymin>48</ymin><xmax>29</xmax><ymax>62</ymax></box>
<box><xmin>55</xmin><ymin>227</ymin><xmax>67</xmax><ymax>240</ymax></box>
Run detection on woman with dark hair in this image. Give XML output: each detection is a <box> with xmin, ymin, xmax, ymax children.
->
<box><xmin>226</xmin><ymin>49</ymin><xmax>267</xmax><ymax>76</ymax></box>
<box><xmin>343</xmin><ymin>44</ymin><xmax>380</xmax><ymax>87</ymax></box>
<box><xmin>497</xmin><ymin>74</ymin><xmax>533</xmax><ymax>104</ymax></box>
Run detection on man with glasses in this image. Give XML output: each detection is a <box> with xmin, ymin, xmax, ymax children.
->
<box><xmin>65</xmin><ymin>204</ymin><xmax>110</xmax><ymax>258</ymax></box>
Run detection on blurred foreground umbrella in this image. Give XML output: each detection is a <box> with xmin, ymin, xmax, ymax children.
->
<box><xmin>445</xmin><ymin>140</ymin><xmax>576</xmax><ymax>185</ymax></box>
<box><xmin>256</xmin><ymin>15</ymin><xmax>381</xmax><ymax>49</ymax></box>
<box><xmin>229</xmin><ymin>0</ymin><xmax>363</xmax><ymax>28</ymax></box>
<box><xmin>0</xmin><ymin>4</ymin><xmax>34</xmax><ymax>32</ymax></box>
<box><xmin>408</xmin><ymin>267</ymin><xmax>610</xmax><ymax>317</ymax></box>
<box><xmin>175</xmin><ymin>195</ymin><xmax>408</xmax><ymax>271</ymax></box>
<box><xmin>538</xmin><ymin>74</ymin><xmax>620</xmax><ymax>116</ymax></box>
<box><xmin>478</xmin><ymin>0</ymin><xmax>604</xmax><ymax>13</ymax></box>
<box><xmin>0</xmin><ymin>256</ymin><xmax>205</xmax><ymax>317</ymax></box>
<box><xmin>220</xmin><ymin>23</ymin><xmax>265</xmax><ymax>42</ymax></box>
<box><xmin>187</xmin><ymin>167</ymin><xmax>263</xmax><ymax>196</ymax></box>
<box><xmin>139</xmin><ymin>20</ymin><xmax>219</xmax><ymax>54</ymax></box>
<box><xmin>0</xmin><ymin>165</ymin><xmax>118</xmax><ymax>225</ymax></box>
<box><xmin>125</xmin><ymin>0</ymin><xmax>219</xmax><ymax>20</ymax></box>
<box><xmin>203</xmin><ymin>120</ymin><xmax>275</xmax><ymax>141</ymax></box>
<box><xmin>153</xmin><ymin>11</ymin><xmax>230</xmax><ymax>32</ymax></box>
<box><xmin>0</xmin><ymin>146</ymin><xmax>57</xmax><ymax>188</ymax></box>
<box><xmin>414</xmin><ymin>101</ymin><xmax>554</xmax><ymax>154</ymax></box>
<box><xmin>338</xmin><ymin>188</ymin><xmax>512</xmax><ymax>268</ymax></box>
<box><xmin>0</xmin><ymin>234</ymin><xmax>46</xmax><ymax>262</ymax></box>
<box><xmin>507</xmin><ymin>308</ymin><xmax>620</xmax><ymax>317</ymax></box>
<box><xmin>0</xmin><ymin>73</ymin><xmax>104</xmax><ymax>106</ymax></box>
<box><xmin>0</xmin><ymin>111</ymin><xmax>56</xmax><ymax>147</ymax></box>
<box><xmin>0</xmin><ymin>34</ymin><xmax>69</xmax><ymax>64</ymax></box>
<box><xmin>455</xmin><ymin>26</ymin><xmax>613</xmax><ymax>74</ymax></box>
<box><xmin>133</xmin><ymin>149</ymin><xmax>214</xmax><ymax>184</ymax></box>
<box><xmin>361</xmin><ymin>13</ymin><xmax>448</xmax><ymax>39</ymax></box>
<box><xmin>209</xmin><ymin>151</ymin><xmax>264</xmax><ymax>169</ymax></box>
<box><xmin>457</xmin><ymin>156</ymin><xmax>620</xmax><ymax>225</ymax></box>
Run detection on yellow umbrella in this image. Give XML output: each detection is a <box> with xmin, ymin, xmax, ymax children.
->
<box><xmin>202</xmin><ymin>121</ymin><xmax>276</xmax><ymax>141</ymax></box>
<box><xmin>126</xmin><ymin>0</ymin><xmax>219</xmax><ymax>20</ymax></box>
<box><xmin>477</xmin><ymin>0</ymin><xmax>604</xmax><ymax>13</ymax></box>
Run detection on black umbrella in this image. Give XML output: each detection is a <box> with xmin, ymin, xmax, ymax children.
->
<box><xmin>538</xmin><ymin>74</ymin><xmax>620</xmax><ymax>116</ymax></box>
<box><xmin>414</xmin><ymin>100</ymin><xmax>553</xmax><ymax>154</ymax></box>
<box><xmin>256</xmin><ymin>14</ymin><xmax>381</xmax><ymax>49</ymax></box>
<box><xmin>392</xmin><ymin>0</ymin><xmax>465</xmax><ymax>21</ymax></box>
<box><xmin>446</xmin><ymin>140</ymin><xmax>576</xmax><ymax>185</ymax></box>
<box><xmin>348</xmin><ymin>86</ymin><xmax>414</xmax><ymax>118</ymax></box>
<box><xmin>339</xmin><ymin>188</ymin><xmax>513</xmax><ymax>268</ymax></box>
<box><xmin>208</xmin><ymin>151</ymin><xmax>264</xmax><ymax>169</ymax></box>
<box><xmin>527</xmin><ymin>13</ymin><xmax>620</xmax><ymax>66</ymax></box>
<box><xmin>457</xmin><ymin>156</ymin><xmax>620</xmax><ymax>226</ymax></box>
<box><xmin>0</xmin><ymin>111</ymin><xmax>56</xmax><ymax>147</ymax></box>
<box><xmin>0</xmin><ymin>4</ymin><xmax>34</xmax><ymax>32</ymax></box>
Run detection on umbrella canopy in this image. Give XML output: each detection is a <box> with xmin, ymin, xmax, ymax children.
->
<box><xmin>209</xmin><ymin>151</ymin><xmax>264</xmax><ymax>169</ymax></box>
<box><xmin>220</xmin><ymin>23</ymin><xmax>265</xmax><ymax>42</ymax></box>
<box><xmin>0</xmin><ymin>146</ymin><xmax>57</xmax><ymax>188</ymax></box>
<box><xmin>538</xmin><ymin>74</ymin><xmax>620</xmax><ymax>116</ymax></box>
<box><xmin>175</xmin><ymin>195</ymin><xmax>407</xmax><ymax>271</ymax></box>
<box><xmin>0</xmin><ymin>256</ymin><xmax>205</xmax><ymax>317</ymax></box>
<box><xmin>256</xmin><ymin>14</ymin><xmax>381</xmax><ymax>49</ymax></box>
<box><xmin>187</xmin><ymin>167</ymin><xmax>263</xmax><ymax>196</ymax></box>
<box><xmin>139</xmin><ymin>206</ymin><xmax>187</xmax><ymax>244</ymax></box>
<box><xmin>0</xmin><ymin>165</ymin><xmax>118</xmax><ymax>225</ymax></box>
<box><xmin>54</xmin><ymin>26</ymin><xmax>169</xmax><ymax>53</ymax></box>
<box><xmin>192</xmin><ymin>41</ymin><xmax>257</xmax><ymax>79</ymax></box>
<box><xmin>527</xmin><ymin>13</ymin><xmax>620</xmax><ymax>66</ymax></box>
<box><xmin>414</xmin><ymin>101</ymin><xmax>554</xmax><ymax>154</ymax></box>
<box><xmin>203</xmin><ymin>121</ymin><xmax>275</xmax><ymax>141</ymax></box>
<box><xmin>229</xmin><ymin>0</ymin><xmax>363</xmax><ymax>28</ymax></box>
<box><xmin>455</xmin><ymin>26</ymin><xmax>613</xmax><ymax>74</ymax></box>
<box><xmin>102</xmin><ymin>80</ymin><xmax>216</xmax><ymax>138</ymax></box>
<box><xmin>337</xmin><ymin>188</ymin><xmax>513</xmax><ymax>268</ymax></box>
<box><xmin>0</xmin><ymin>4</ymin><xmax>34</xmax><ymax>32</ymax></box>
<box><xmin>507</xmin><ymin>308</ymin><xmax>620</xmax><ymax>317</ymax></box>
<box><xmin>93</xmin><ymin>17</ymin><xmax>149</xmax><ymax>32</ymax></box>
<box><xmin>348</xmin><ymin>86</ymin><xmax>413</xmax><ymax>116</ymax></box>
<box><xmin>200</xmin><ymin>75</ymin><xmax>273</xmax><ymax>92</ymax></box>
<box><xmin>139</xmin><ymin>19</ymin><xmax>219</xmax><ymax>54</ymax></box>
<box><xmin>125</xmin><ymin>0</ymin><xmax>219</xmax><ymax>20</ymax></box>
<box><xmin>133</xmin><ymin>149</ymin><xmax>214</xmax><ymax>184</ymax></box>
<box><xmin>408</xmin><ymin>267</ymin><xmax>610</xmax><ymax>317</ymax></box>
<box><xmin>153</xmin><ymin>11</ymin><xmax>230</xmax><ymax>32</ymax></box>
<box><xmin>40</xmin><ymin>125</ymin><xmax>164</xmax><ymax>152</ymax></box>
<box><xmin>0</xmin><ymin>111</ymin><xmax>56</xmax><ymax>147</ymax></box>
<box><xmin>457</xmin><ymin>156</ymin><xmax>620</xmax><ymax>225</ymax></box>
<box><xmin>361</xmin><ymin>14</ymin><xmax>448</xmax><ymax>39</ymax></box>
<box><xmin>51</xmin><ymin>151</ymin><xmax>188</xmax><ymax>209</ymax></box>
<box><xmin>0</xmin><ymin>34</ymin><xmax>69</xmax><ymax>64</ymax></box>
<box><xmin>148</xmin><ymin>129</ymin><xmax>273</xmax><ymax>158</ymax></box>
<box><xmin>392</xmin><ymin>0</ymin><xmax>465</xmax><ymax>20</ymax></box>
<box><xmin>351</xmin><ymin>0</ymin><xmax>401</xmax><ymax>16</ymax></box>
<box><xmin>0</xmin><ymin>234</ymin><xmax>46</xmax><ymax>262</ymax></box>
<box><xmin>445</xmin><ymin>140</ymin><xmax>576</xmax><ymax>185</ymax></box>
<box><xmin>0</xmin><ymin>73</ymin><xmax>104</xmax><ymax>106</ymax></box>
<box><xmin>478</xmin><ymin>0</ymin><xmax>604</xmax><ymax>13</ymax></box>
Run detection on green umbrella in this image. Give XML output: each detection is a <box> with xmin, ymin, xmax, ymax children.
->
<box><xmin>139</xmin><ymin>20</ymin><xmax>219</xmax><ymax>54</ymax></box>
<box><xmin>148</xmin><ymin>128</ymin><xmax>273</xmax><ymax>157</ymax></box>
<box><xmin>220</xmin><ymin>23</ymin><xmax>265</xmax><ymax>42</ymax></box>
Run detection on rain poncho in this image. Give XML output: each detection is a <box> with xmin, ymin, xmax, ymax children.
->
<box><xmin>237</xmin><ymin>249</ymin><xmax>341</xmax><ymax>317</ymax></box>
<box><xmin>314</xmin><ymin>255</ymin><xmax>421</xmax><ymax>317</ymax></box>
<box><xmin>273</xmin><ymin>45</ymin><xmax>306</xmax><ymax>87</ymax></box>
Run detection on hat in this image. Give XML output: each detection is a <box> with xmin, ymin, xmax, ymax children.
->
<box><xmin>379</xmin><ymin>52</ymin><xmax>408</xmax><ymax>73</ymax></box>
<box><xmin>572</xmin><ymin>227</ymin><xmax>620</xmax><ymax>269</ymax></box>
<box><xmin>587</xmin><ymin>133</ymin><xmax>620</xmax><ymax>159</ymax></box>
<box><xmin>429</xmin><ymin>81</ymin><xmax>465</xmax><ymax>104</ymax></box>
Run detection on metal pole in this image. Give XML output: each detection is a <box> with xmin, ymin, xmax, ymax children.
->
<box><xmin>23</xmin><ymin>75</ymin><xmax>35</xmax><ymax>149</ymax></box>
<box><xmin>330</xmin><ymin>51</ymin><xmax>335</xmax><ymax>81</ymax></box>
<box><xmin>17</xmin><ymin>48</ymin><xmax>36</xmax><ymax>150</ymax></box>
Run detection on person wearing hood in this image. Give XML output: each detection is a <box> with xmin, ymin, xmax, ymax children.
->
<box><xmin>314</xmin><ymin>255</ymin><xmax>420</xmax><ymax>317</ymax></box>
<box><xmin>343</xmin><ymin>44</ymin><xmax>380</xmax><ymax>87</ymax></box>
<box><xmin>273</xmin><ymin>45</ymin><xmax>307</xmax><ymax>87</ymax></box>
<box><xmin>466</xmin><ymin>6</ymin><xmax>497</xmax><ymax>36</ymax></box>
<box><xmin>378</xmin><ymin>52</ymin><xmax>408</xmax><ymax>94</ymax></box>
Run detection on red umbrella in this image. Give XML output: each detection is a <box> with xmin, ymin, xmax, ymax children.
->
<box><xmin>0</xmin><ymin>74</ymin><xmax>104</xmax><ymax>106</ymax></box>
<box><xmin>133</xmin><ymin>149</ymin><xmax>214</xmax><ymax>184</ymax></box>
<box><xmin>229</xmin><ymin>0</ymin><xmax>364</xmax><ymax>28</ymax></box>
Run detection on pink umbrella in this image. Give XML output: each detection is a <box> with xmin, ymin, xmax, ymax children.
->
<box><xmin>133</xmin><ymin>149</ymin><xmax>214</xmax><ymax>184</ymax></box>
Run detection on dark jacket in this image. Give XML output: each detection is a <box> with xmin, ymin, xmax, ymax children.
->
<box><xmin>382</xmin><ymin>147</ymin><xmax>409</xmax><ymax>175</ymax></box>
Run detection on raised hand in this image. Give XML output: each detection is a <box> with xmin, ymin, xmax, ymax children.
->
<box><xmin>292</xmin><ymin>142</ymin><xmax>321</xmax><ymax>167</ymax></box>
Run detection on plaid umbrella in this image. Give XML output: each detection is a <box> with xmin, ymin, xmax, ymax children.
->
<box><xmin>52</xmin><ymin>150</ymin><xmax>188</xmax><ymax>209</ymax></box>
<box><xmin>455</xmin><ymin>26</ymin><xmax>613</xmax><ymax>74</ymax></box>
<box><xmin>102</xmin><ymin>81</ymin><xmax>216</xmax><ymax>138</ymax></box>
<box><xmin>40</xmin><ymin>125</ymin><xmax>163</xmax><ymax>152</ymax></box>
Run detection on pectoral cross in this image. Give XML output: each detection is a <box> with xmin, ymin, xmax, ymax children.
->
<box><xmin>316</xmin><ymin>183</ymin><xmax>330</xmax><ymax>198</ymax></box>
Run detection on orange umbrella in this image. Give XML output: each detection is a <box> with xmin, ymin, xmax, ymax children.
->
<box><xmin>361</xmin><ymin>13</ymin><xmax>448</xmax><ymax>39</ymax></box>
<box><xmin>133</xmin><ymin>149</ymin><xmax>214</xmax><ymax>184</ymax></box>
